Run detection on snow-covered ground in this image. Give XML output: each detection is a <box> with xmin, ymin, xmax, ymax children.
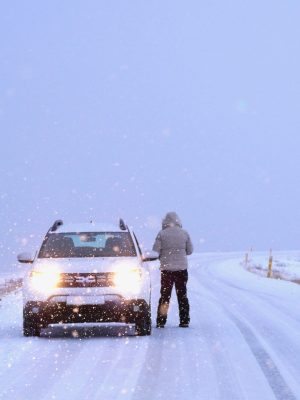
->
<box><xmin>1</xmin><ymin>252</ymin><xmax>300</xmax><ymax>400</ymax></box>
<box><xmin>245</xmin><ymin>251</ymin><xmax>300</xmax><ymax>282</ymax></box>
<box><xmin>0</xmin><ymin>273</ymin><xmax>16</xmax><ymax>285</ymax></box>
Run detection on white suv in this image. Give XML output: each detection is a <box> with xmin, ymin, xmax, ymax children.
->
<box><xmin>18</xmin><ymin>219</ymin><xmax>158</xmax><ymax>337</ymax></box>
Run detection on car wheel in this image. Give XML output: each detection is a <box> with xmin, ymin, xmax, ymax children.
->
<box><xmin>23</xmin><ymin>309</ymin><xmax>41</xmax><ymax>337</ymax></box>
<box><xmin>135</xmin><ymin>311</ymin><xmax>152</xmax><ymax>336</ymax></box>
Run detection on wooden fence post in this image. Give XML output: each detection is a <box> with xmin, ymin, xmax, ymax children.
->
<box><xmin>267</xmin><ymin>249</ymin><xmax>273</xmax><ymax>278</ymax></box>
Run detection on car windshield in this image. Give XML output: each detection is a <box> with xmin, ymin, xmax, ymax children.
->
<box><xmin>38</xmin><ymin>232</ymin><xmax>137</xmax><ymax>258</ymax></box>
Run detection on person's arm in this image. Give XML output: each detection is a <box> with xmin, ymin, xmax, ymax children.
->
<box><xmin>186</xmin><ymin>233</ymin><xmax>193</xmax><ymax>255</ymax></box>
<box><xmin>153</xmin><ymin>233</ymin><xmax>162</xmax><ymax>256</ymax></box>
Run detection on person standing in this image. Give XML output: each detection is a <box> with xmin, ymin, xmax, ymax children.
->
<box><xmin>153</xmin><ymin>212</ymin><xmax>193</xmax><ymax>328</ymax></box>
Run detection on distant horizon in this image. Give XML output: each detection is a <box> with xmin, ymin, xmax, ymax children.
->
<box><xmin>2</xmin><ymin>215</ymin><xmax>300</xmax><ymax>273</ymax></box>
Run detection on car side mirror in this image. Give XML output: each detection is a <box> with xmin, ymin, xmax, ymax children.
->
<box><xmin>17</xmin><ymin>252</ymin><xmax>34</xmax><ymax>264</ymax></box>
<box><xmin>142</xmin><ymin>250</ymin><xmax>159</xmax><ymax>262</ymax></box>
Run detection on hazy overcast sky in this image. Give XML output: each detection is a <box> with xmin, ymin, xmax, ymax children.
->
<box><xmin>1</xmin><ymin>1</ymin><xmax>300</xmax><ymax>270</ymax></box>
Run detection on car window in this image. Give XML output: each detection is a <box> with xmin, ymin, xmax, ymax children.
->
<box><xmin>38</xmin><ymin>232</ymin><xmax>137</xmax><ymax>258</ymax></box>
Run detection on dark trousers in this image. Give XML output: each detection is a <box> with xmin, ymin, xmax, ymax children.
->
<box><xmin>157</xmin><ymin>270</ymin><xmax>190</xmax><ymax>326</ymax></box>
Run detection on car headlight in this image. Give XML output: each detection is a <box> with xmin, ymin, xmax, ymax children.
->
<box><xmin>30</xmin><ymin>270</ymin><xmax>61</xmax><ymax>292</ymax></box>
<box><xmin>113</xmin><ymin>268</ymin><xmax>142</xmax><ymax>293</ymax></box>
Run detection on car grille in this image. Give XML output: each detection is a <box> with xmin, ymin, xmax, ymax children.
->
<box><xmin>57</xmin><ymin>273</ymin><xmax>115</xmax><ymax>288</ymax></box>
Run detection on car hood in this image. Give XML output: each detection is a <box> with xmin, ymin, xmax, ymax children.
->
<box><xmin>33</xmin><ymin>257</ymin><xmax>141</xmax><ymax>273</ymax></box>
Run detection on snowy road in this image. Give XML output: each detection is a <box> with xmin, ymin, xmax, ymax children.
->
<box><xmin>1</xmin><ymin>253</ymin><xmax>300</xmax><ymax>400</ymax></box>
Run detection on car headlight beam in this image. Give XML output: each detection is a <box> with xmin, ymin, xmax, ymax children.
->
<box><xmin>113</xmin><ymin>268</ymin><xmax>142</xmax><ymax>293</ymax></box>
<box><xmin>30</xmin><ymin>270</ymin><xmax>61</xmax><ymax>292</ymax></box>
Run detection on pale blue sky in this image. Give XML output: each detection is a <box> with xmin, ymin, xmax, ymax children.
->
<box><xmin>1</xmin><ymin>1</ymin><xmax>300</xmax><ymax>270</ymax></box>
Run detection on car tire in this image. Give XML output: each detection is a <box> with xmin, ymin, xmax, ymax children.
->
<box><xmin>135</xmin><ymin>311</ymin><xmax>152</xmax><ymax>336</ymax></box>
<box><xmin>23</xmin><ymin>309</ymin><xmax>41</xmax><ymax>337</ymax></box>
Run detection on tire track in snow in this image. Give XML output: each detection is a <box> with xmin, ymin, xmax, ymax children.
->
<box><xmin>131</xmin><ymin>331</ymin><xmax>163</xmax><ymax>400</ymax></box>
<box><xmin>133</xmin><ymin>275</ymin><xmax>245</xmax><ymax>399</ymax></box>
<box><xmin>206</xmin><ymin>272</ymin><xmax>300</xmax><ymax>325</ymax></box>
<box><xmin>0</xmin><ymin>337</ymin><xmax>90</xmax><ymax>400</ymax></box>
<box><xmin>205</xmin><ymin>269</ymin><xmax>300</xmax><ymax>354</ymax></box>
<box><xmin>40</xmin><ymin>331</ymin><xmax>149</xmax><ymax>400</ymax></box>
<box><xmin>133</xmin><ymin>327</ymin><xmax>225</xmax><ymax>400</ymax></box>
<box><xmin>132</xmin><ymin>272</ymin><xmax>211</xmax><ymax>400</ymax></box>
<box><xmin>192</xmin><ymin>259</ymin><xmax>299</xmax><ymax>400</ymax></box>
<box><xmin>0</xmin><ymin>293</ymin><xmax>98</xmax><ymax>400</ymax></box>
<box><xmin>192</xmin><ymin>322</ymin><xmax>242</xmax><ymax>396</ymax></box>
<box><xmin>202</xmin><ymin>266</ymin><xmax>300</xmax><ymax>394</ymax></box>
<box><xmin>132</xmin><ymin>254</ymin><xmax>251</xmax><ymax>400</ymax></box>
<box><xmin>189</xmin><ymin>277</ymin><xmax>270</xmax><ymax>400</ymax></box>
<box><xmin>227</xmin><ymin>313</ymin><xmax>297</xmax><ymax>400</ymax></box>
<box><xmin>77</xmin><ymin>336</ymin><xmax>149</xmax><ymax>400</ymax></box>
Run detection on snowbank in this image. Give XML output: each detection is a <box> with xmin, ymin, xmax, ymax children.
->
<box><xmin>244</xmin><ymin>251</ymin><xmax>300</xmax><ymax>282</ymax></box>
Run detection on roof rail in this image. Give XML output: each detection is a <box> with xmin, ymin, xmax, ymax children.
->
<box><xmin>50</xmin><ymin>219</ymin><xmax>63</xmax><ymax>232</ymax></box>
<box><xmin>119</xmin><ymin>218</ymin><xmax>127</xmax><ymax>231</ymax></box>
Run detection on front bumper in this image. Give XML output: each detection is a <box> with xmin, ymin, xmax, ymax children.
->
<box><xmin>24</xmin><ymin>298</ymin><xmax>150</xmax><ymax>327</ymax></box>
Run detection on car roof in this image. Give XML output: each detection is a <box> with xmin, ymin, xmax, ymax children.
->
<box><xmin>54</xmin><ymin>223</ymin><xmax>128</xmax><ymax>234</ymax></box>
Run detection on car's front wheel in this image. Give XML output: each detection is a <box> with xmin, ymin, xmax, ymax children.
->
<box><xmin>135</xmin><ymin>311</ymin><xmax>152</xmax><ymax>336</ymax></box>
<box><xmin>23</xmin><ymin>309</ymin><xmax>41</xmax><ymax>337</ymax></box>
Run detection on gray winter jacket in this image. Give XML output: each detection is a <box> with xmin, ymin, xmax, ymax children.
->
<box><xmin>152</xmin><ymin>212</ymin><xmax>193</xmax><ymax>271</ymax></box>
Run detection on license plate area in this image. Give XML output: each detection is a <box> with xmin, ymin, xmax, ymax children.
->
<box><xmin>66</xmin><ymin>296</ymin><xmax>105</xmax><ymax>305</ymax></box>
